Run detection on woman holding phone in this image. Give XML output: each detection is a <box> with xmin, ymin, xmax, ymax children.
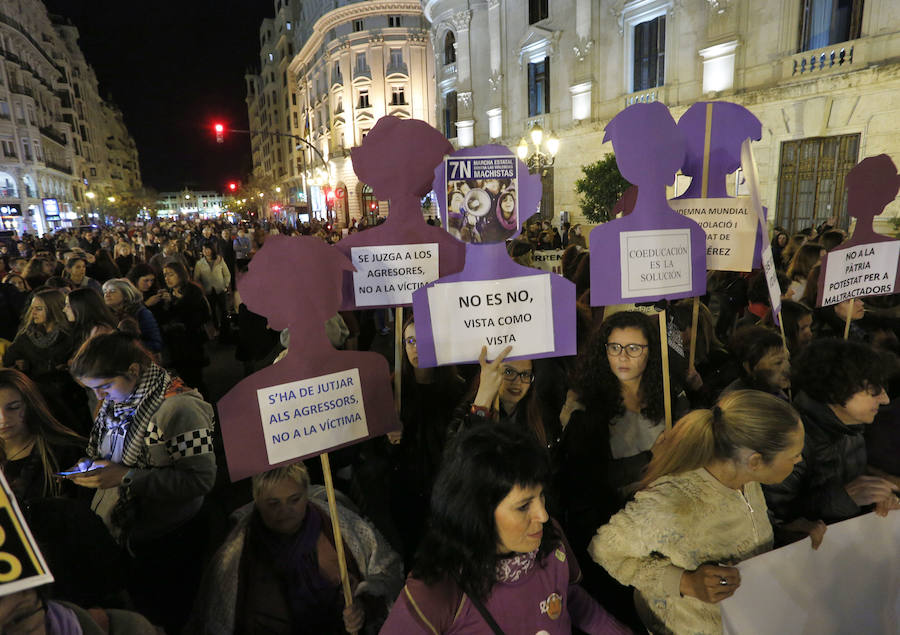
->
<box><xmin>65</xmin><ymin>332</ymin><xmax>215</xmax><ymax>634</ymax></box>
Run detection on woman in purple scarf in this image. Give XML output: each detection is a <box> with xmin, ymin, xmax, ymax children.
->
<box><xmin>381</xmin><ymin>423</ymin><xmax>630</xmax><ymax>634</ymax></box>
<box><xmin>190</xmin><ymin>462</ymin><xmax>403</xmax><ymax>634</ymax></box>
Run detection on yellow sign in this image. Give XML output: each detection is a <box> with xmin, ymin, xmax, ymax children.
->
<box><xmin>0</xmin><ymin>471</ymin><xmax>53</xmax><ymax>596</ymax></box>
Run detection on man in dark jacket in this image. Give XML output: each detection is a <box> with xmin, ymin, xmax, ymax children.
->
<box><xmin>764</xmin><ymin>338</ymin><xmax>899</xmax><ymax>546</ymax></box>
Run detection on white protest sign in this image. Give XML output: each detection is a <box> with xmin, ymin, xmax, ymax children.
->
<box><xmin>820</xmin><ymin>242</ymin><xmax>900</xmax><ymax>306</ymax></box>
<box><xmin>741</xmin><ymin>139</ymin><xmax>782</xmax><ymax>320</ymax></box>
<box><xmin>426</xmin><ymin>274</ymin><xmax>554</xmax><ymax>365</ymax></box>
<box><xmin>722</xmin><ymin>512</ymin><xmax>900</xmax><ymax>635</ymax></box>
<box><xmin>619</xmin><ymin>229</ymin><xmax>693</xmax><ymax>298</ymax></box>
<box><xmin>350</xmin><ymin>243</ymin><xmax>439</xmax><ymax>307</ymax></box>
<box><xmin>257</xmin><ymin>369</ymin><xmax>368</xmax><ymax>464</ymax></box>
<box><xmin>668</xmin><ymin>198</ymin><xmax>756</xmax><ymax>271</ymax></box>
<box><xmin>532</xmin><ymin>249</ymin><xmax>563</xmax><ymax>274</ymax></box>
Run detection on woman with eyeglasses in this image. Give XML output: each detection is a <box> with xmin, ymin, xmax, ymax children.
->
<box><xmin>555</xmin><ymin>310</ymin><xmax>689</xmax><ymax>630</ymax></box>
<box><xmin>449</xmin><ymin>342</ymin><xmax>558</xmax><ymax>453</ymax></box>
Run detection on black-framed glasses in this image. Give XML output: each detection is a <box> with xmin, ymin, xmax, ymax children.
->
<box><xmin>404</xmin><ymin>336</ymin><xmax>417</xmax><ymax>346</ymax></box>
<box><xmin>605</xmin><ymin>343</ymin><xmax>649</xmax><ymax>358</ymax></box>
<box><xmin>502</xmin><ymin>367</ymin><xmax>534</xmax><ymax>384</ymax></box>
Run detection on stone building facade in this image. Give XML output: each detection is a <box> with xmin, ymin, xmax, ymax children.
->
<box><xmin>422</xmin><ymin>0</ymin><xmax>900</xmax><ymax>233</ymax></box>
<box><xmin>247</xmin><ymin>0</ymin><xmax>435</xmax><ymax>226</ymax></box>
<box><xmin>0</xmin><ymin>0</ymin><xmax>140</xmax><ymax>234</ymax></box>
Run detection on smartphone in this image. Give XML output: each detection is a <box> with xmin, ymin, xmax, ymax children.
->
<box><xmin>55</xmin><ymin>465</ymin><xmax>103</xmax><ymax>477</ymax></box>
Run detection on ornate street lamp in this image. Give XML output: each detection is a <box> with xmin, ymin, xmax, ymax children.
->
<box><xmin>516</xmin><ymin>124</ymin><xmax>560</xmax><ymax>175</ymax></box>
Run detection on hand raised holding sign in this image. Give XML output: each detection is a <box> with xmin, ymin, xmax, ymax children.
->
<box><xmin>473</xmin><ymin>345</ymin><xmax>513</xmax><ymax>409</ymax></box>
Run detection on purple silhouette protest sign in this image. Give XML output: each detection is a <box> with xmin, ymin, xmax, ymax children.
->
<box><xmin>669</xmin><ymin>101</ymin><xmax>764</xmax><ymax>272</ymax></box>
<box><xmin>589</xmin><ymin>102</ymin><xmax>707</xmax><ymax>306</ymax></box>
<box><xmin>218</xmin><ymin>236</ymin><xmax>398</xmax><ymax>481</ymax></box>
<box><xmin>335</xmin><ymin>116</ymin><xmax>465</xmax><ymax>309</ymax></box>
<box><xmin>817</xmin><ymin>154</ymin><xmax>900</xmax><ymax>307</ymax></box>
<box><xmin>412</xmin><ymin>145</ymin><xmax>576</xmax><ymax>367</ymax></box>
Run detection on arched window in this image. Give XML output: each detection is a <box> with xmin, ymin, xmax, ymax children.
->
<box><xmin>0</xmin><ymin>171</ymin><xmax>18</xmax><ymax>197</ymax></box>
<box><xmin>444</xmin><ymin>32</ymin><xmax>456</xmax><ymax>65</ymax></box>
<box><xmin>22</xmin><ymin>175</ymin><xmax>36</xmax><ymax>198</ymax></box>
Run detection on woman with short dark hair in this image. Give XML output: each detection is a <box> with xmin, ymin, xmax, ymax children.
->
<box><xmin>383</xmin><ymin>423</ymin><xmax>628</xmax><ymax>634</ymax></box>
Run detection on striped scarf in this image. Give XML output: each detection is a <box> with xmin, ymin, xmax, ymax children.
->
<box><xmin>87</xmin><ymin>363</ymin><xmax>171</xmax><ymax>534</ymax></box>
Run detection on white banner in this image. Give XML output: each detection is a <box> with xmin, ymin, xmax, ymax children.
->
<box><xmin>350</xmin><ymin>243</ymin><xmax>440</xmax><ymax>307</ymax></box>
<box><xmin>427</xmin><ymin>274</ymin><xmax>554</xmax><ymax>365</ymax></box>
<box><xmin>721</xmin><ymin>512</ymin><xmax>900</xmax><ymax>634</ymax></box>
<box><xmin>741</xmin><ymin>140</ymin><xmax>782</xmax><ymax>319</ymax></box>
<box><xmin>820</xmin><ymin>242</ymin><xmax>900</xmax><ymax>306</ymax></box>
<box><xmin>257</xmin><ymin>369</ymin><xmax>368</xmax><ymax>464</ymax></box>
<box><xmin>669</xmin><ymin>198</ymin><xmax>756</xmax><ymax>272</ymax></box>
<box><xmin>532</xmin><ymin>249</ymin><xmax>564</xmax><ymax>274</ymax></box>
<box><xmin>619</xmin><ymin>229</ymin><xmax>693</xmax><ymax>298</ymax></box>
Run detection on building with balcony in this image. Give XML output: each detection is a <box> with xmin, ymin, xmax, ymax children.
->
<box><xmin>157</xmin><ymin>189</ymin><xmax>226</xmax><ymax>219</ymax></box>
<box><xmin>423</xmin><ymin>0</ymin><xmax>900</xmax><ymax>233</ymax></box>
<box><xmin>247</xmin><ymin>0</ymin><xmax>435</xmax><ymax>226</ymax></box>
<box><xmin>0</xmin><ymin>0</ymin><xmax>141</xmax><ymax>235</ymax></box>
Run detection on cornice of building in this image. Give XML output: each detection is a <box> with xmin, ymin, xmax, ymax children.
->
<box><xmin>290</xmin><ymin>1</ymin><xmax>422</xmax><ymax>74</ymax></box>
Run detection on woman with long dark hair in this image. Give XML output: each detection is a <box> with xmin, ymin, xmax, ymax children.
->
<box><xmin>156</xmin><ymin>261</ymin><xmax>210</xmax><ymax>392</ymax></box>
<box><xmin>391</xmin><ymin>314</ymin><xmax>466</xmax><ymax>564</ymax></box>
<box><xmin>449</xmin><ymin>344</ymin><xmax>557</xmax><ymax>452</ymax></box>
<box><xmin>555</xmin><ymin>310</ymin><xmax>688</xmax><ymax>627</ymax></box>
<box><xmin>0</xmin><ymin>368</ymin><xmax>85</xmax><ymax>503</ymax></box>
<box><xmin>63</xmin><ymin>288</ymin><xmax>118</xmax><ymax>350</ymax></box>
<box><xmin>382</xmin><ymin>423</ymin><xmax>628</xmax><ymax>634</ymax></box>
<box><xmin>3</xmin><ymin>289</ymin><xmax>74</xmax><ymax>379</ymax></box>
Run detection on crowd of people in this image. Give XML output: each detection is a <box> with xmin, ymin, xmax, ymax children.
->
<box><xmin>0</xmin><ymin>214</ymin><xmax>897</xmax><ymax>634</ymax></box>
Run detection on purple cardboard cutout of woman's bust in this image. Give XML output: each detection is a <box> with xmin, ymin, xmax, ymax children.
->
<box><xmin>674</xmin><ymin>101</ymin><xmax>765</xmax><ymax>270</ymax></box>
<box><xmin>334</xmin><ymin>116</ymin><xmax>466</xmax><ymax>310</ymax></box>
<box><xmin>816</xmin><ymin>154</ymin><xmax>900</xmax><ymax>306</ymax></box>
<box><xmin>410</xmin><ymin>145</ymin><xmax>576</xmax><ymax>367</ymax></box>
<box><xmin>589</xmin><ymin>102</ymin><xmax>707</xmax><ymax>306</ymax></box>
<box><xmin>218</xmin><ymin>235</ymin><xmax>398</xmax><ymax>481</ymax></box>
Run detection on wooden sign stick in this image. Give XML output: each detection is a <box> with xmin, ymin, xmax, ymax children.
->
<box><xmin>685</xmin><ymin>103</ymin><xmax>714</xmax><ymax>374</ymax></box>
<box><xmin>688</xmin><ymin>296</ymin><xmax>700</xmax><ymax>371</ymax></box>
<box><xmin>659</xmin><ymin>308</ymin><xmax>673</xmax><ymax>430</ymax></box>
<box><xmin>394</xmin><ymin>307</ymin><xmax>403</xmax><ymax>414</ymax></box>
<box><xmin>320</xmin><ymin>452</ymin><xmax>357</xmax><ymax>634</ymax></box>
<box><xmin>843</xmin><ymin>298</ymin><xmax>854</xmax><ymax>339</ymax></box>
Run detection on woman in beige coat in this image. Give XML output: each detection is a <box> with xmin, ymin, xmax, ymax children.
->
<box><xmin>589</xmin><ymin>390</ymin><xmax>808</xmax><ymax>635</ymax></box>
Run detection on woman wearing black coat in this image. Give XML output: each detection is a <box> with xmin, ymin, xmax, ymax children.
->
<box><xmin>156</xmin><ymin>261</ymin><xmax>210</xmax><ymax>394</ymax></box>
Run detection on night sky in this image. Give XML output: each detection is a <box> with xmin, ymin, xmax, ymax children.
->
<box><xmin>43</xmin><ymin>0</ymin><xmax>274</xmax><ymax>193</ymax></box>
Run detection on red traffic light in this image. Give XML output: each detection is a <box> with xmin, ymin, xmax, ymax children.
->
<box><xmin>214</xmin><ymin>122</ymin><xmax>225</xmax><ymax>144</ymax></box>
<box><xmin>228</xmin><ymin>182</ymin><xmax>237</xmax><ymax>191</ymax></box>
<box><xmin>369</xmin><ymin>202</ymin><xmax>376</xmax><ymax>210</ymax></box>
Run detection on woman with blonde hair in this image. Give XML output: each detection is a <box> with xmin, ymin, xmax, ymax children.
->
<box><xmin>3</xmin><ymin>288</ymin><xmax>73</xmax><ymax>378</ymax></box>
<box><xmin>589</xmin><ymin>390</ymin><xmax>808</xmax><ymax>635</ymax></box>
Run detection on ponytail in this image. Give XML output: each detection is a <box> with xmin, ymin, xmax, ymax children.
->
<box><xmin>639</xmin><ymin>390</ymin><xmax>800</xmax><ymax>489</ymax></box>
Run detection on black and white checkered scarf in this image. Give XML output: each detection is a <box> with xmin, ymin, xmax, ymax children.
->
<box><xmin>87</xmin><ymin>363</ymin><xmax>171</xmax><ymax>534</ymax></box>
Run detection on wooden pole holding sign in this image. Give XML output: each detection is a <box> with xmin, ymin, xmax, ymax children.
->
<box><xmin>320</xmin><ymin>452</ymin><xmax>357</xmax><ymax>634</ymax></box>
<box><xmin>685</xmin><ymin>103</ymin><xmax>715</xmax><ymax>370</ymax></box>
<box><xmin>688</xmin><ymin>296</ymin><xmax>700</xmax><ymax>371</ymax></box>
<box><xmin>658</xmin><ymin>309</ymin><xmax>673</xmax><ymax>430</ymax></box>
<box><xmin>844</xmin><ymin>299</ymin><xmax>854</xmax><ymax>340</ymax></box>
<box><xmin>394</xmin><ymin>307</ymin><xmax>403</xmax><ymax>413</ymax></box>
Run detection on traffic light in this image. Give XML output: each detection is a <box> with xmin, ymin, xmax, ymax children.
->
<box><xmin>214</xmin><ymin>123</ymin><xmax>225</xmax><ymax>144</ymax></box>
<box><xmin>228</xmin><ymin>182</ymin><xmax>237</xmax><ymax>192</ymax></box>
